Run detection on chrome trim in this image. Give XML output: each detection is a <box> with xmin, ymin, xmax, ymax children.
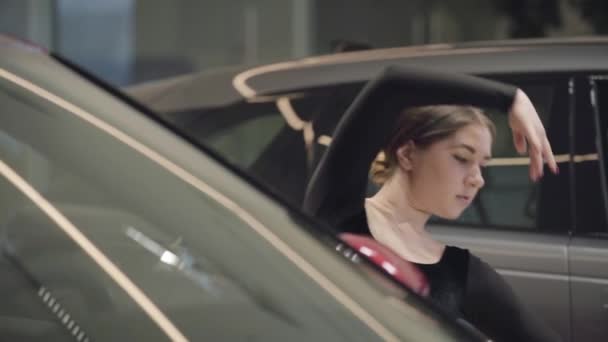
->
<box><xmin>497</xmin><ymin>269</ymin><xmax>569</xmax><ymax>281</ymax></box>
<box><xmin>314</xmin><ymin>133</ymin><xmax>597</xmax><ymax>166</ymax></box>
<box><xmin>570</xmin><ymin>275</ymin><xmax>608</xmax><ymax>285</ymax></box>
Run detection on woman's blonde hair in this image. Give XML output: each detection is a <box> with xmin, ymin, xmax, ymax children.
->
<box><xmin>370</xmin><ymin>105</ymin><xmax>496</xmax><ymax>185</ymax></box>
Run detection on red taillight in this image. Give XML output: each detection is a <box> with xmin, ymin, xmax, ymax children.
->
<box><xmin>339</xmin><ymin>233</ymin><xmax>430</xmax><ymax>297</ymax></box>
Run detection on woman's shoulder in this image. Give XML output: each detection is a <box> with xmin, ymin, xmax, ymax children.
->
<box><xmin>417</xmin><ymin>245</ymin><xmax>470</xmax><ymax>283</ymax></box>
<box><xmin>454</xmin><ymin>248</ymin><xmax>507</xmax><ymax>286</ymax></box>
<box><xmin>463</xmin><ymin>250</ymin><xmax>503</xmax><ymax>281</ymax></box>
<box><xmin>441</xmin><ymin>245</ymin><xmax>471</xmax><ymax>267</ymax></box>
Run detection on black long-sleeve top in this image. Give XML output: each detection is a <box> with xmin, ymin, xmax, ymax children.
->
<box><xmin>416</xmin><ymin>246</ymin><xmax>561</xmax><ymax>342</ymax></box>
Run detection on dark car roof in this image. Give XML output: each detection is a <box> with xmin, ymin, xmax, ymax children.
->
<box><xmin>126</xmin><ymin>36</ymin><xmax>608</xmax><ymax>110</ymax></box>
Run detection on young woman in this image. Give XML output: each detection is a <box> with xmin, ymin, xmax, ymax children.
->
<box><xmin>365</xmin><ymin>100</ymin><xmax>560</xmax><ymax>341</ymax></box>
<box><xmin>303</xmin><ymin>66</ymin><xmax>561</xmax><ymax>341</ymax></box>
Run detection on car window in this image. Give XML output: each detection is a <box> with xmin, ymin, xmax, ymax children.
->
<box><xmin>161</xmin><ymin>84</ymin><xmax>364</xmax><ymax>206</ymax></box>
<box><xmin>152</xmin><ymin>77</ymin><xmax>572</xmax><ymax>233</ymax></box>
<box><xmin>164</xmin><ymin>100</ymin><xmax>287</xmax><ymax>169</ymax></box>
<box><xmin>206</xmin><ymin>114</ymin><xmax>284</xmax><ymax>168</ymax></box>
<box><xmin>0</xmin><ymin>62</ymin><xmax>470</xmax><ymax>341</ymax></box>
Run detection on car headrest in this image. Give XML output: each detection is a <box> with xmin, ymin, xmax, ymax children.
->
<box><xmin>302</xmin><ymin>65</ymin><xmax>516</xmax><ymax>228</ymax></box>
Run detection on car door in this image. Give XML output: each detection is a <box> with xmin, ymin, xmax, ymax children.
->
<box><xmin>0</xmin><ymin>54</ymin><xmax>481</xmax><ymax>341</ymax></box>
<box><xmin>428</xmin><ymin>75</ymin><xmax>573</xmax><ymax>341</ymax></box>
<box><xmin>568</xmin><ymin>75</ymin><xmax>608</xmax><ymax>342</ymax></box>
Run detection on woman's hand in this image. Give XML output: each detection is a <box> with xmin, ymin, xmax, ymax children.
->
<box><xmin>508</xmin><ymin>89</ymin><xmax>559</xmax><ymax>181</ymax></box>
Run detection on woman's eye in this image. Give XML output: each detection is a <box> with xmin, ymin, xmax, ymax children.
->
<box><xmin>453</xmin><ymin>155</ymin><xmax>469</xmax><ymax>163</ymax></box>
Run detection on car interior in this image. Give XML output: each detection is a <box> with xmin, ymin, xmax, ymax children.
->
<box><xmin>303</xmin><ymin>68</ymin><xmax>528</xmax><ymax>229</ymax></box>
<box><xmin>150</xmin><ymin>70</ymin><xmax>573</xmax><ymax>235</ymax></box>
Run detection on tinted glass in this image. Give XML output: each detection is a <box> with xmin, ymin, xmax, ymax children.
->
<box><xmin>160</xmin><ymin>84</ymin><xmax>364</xmax><ymax>205</ymax></box>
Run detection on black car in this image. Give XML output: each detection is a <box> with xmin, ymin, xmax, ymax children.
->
<box><xmin>127</xmin><ymin>37</ymin><xmax>608</xmax><ymax>342</ymax></box>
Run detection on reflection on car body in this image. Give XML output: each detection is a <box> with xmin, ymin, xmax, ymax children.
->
<box><xmin>0</xmin><ymin>34</ymin><xmax>486</xmax><ymax>341</ymax></box>
<box><xmin>127</xmin><ymin>37</ymin><xmax>608</xmax><ymax>342</ymax></box>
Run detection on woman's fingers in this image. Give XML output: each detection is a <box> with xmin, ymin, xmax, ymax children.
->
<box><xmin>523</xmin><ymin>124</ymin><xmax>543</xmax><ymax>180</ymax></box>
<box><xmin>512</xmin><ymin>130</ymin><xmax>527</xmax><ymax>154</ymax></box>
<box><xmin>522</xmin><ymin>129</ymin><xmax>558</xmax><ymax>182</ymax></box>
<box><xmin>529</xmin><ymin>145</ymin><xmax>543</xmax><ymax>181</ymax></box>
<box><xmin>509</xmin><ymin>89</ymin><xmax>558</xmax><ymax>181</ymax></box>
<box><xmin>525</xmin><ymin>132</ymin><xmax>542</xmax><ymax>181</ymax></box>
<box><xmin>543</xmin><ymin>137</ymin><xmax>558</xmax><ymax>174</ymax></box>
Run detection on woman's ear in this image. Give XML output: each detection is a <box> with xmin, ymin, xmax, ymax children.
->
<box><xmin>396</xmin><ymin>141</ymin><xmax>415</xmax><ymax>171</ymax></box>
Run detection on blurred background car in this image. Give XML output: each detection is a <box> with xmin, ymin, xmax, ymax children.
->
<box><xmin>0</xmin><ymin>35</ymin><xmax>489</xmax><ymax>341</ymax></box>
<box><xmin>126</xmin><ymin>37</ymin><xmax>608</xmax><ymax>342</ymax></box>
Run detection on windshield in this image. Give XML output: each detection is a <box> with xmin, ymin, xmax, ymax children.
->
<box><xmin>0</xmin><ymin>46</ymin><xmax>471</xmax><ymax>341</ymax></box>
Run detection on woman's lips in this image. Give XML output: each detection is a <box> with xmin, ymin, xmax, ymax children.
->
<box><xmin>456</xmin><ymin>195</ymin><xmax>472</xmax><ymax>203</ymax></box>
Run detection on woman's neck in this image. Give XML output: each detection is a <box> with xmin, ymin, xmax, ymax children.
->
<box><xmin>372</xmin><ymin>172</ymin><xmax>430</xmax><ymax>230</ymax></box>
<box><xmin>365</xmin><ymin>172</ymin><xmax>445</xmax><ymax>264</ymax></box>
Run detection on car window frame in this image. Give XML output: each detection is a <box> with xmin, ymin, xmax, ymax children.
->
<box><xmin>584</xmin><ymin>74</ymin><xmax>608</xmax><ymax>235</ymax></box>
<box><xmin>567</xmin><ymin>74</ymin><xmax>608</xmax><ymax>236</ymax></box>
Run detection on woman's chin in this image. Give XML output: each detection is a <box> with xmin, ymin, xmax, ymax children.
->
<box><xmin>435</xmin><ymin>209</ymin><xmax>464</xmax><ymax>220</ymax></box>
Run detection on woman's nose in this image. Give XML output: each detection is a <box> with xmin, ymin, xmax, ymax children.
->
<box><xmin>466</xmin><ymin>166</ymin><xmax>485</xmax><ymax>189</ymax></box>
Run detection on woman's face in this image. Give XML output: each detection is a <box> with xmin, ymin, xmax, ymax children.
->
<box><xmin>403</xmin><ymin>123</ymin><xmax>492</xmax><ymax>219</ymax></box>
